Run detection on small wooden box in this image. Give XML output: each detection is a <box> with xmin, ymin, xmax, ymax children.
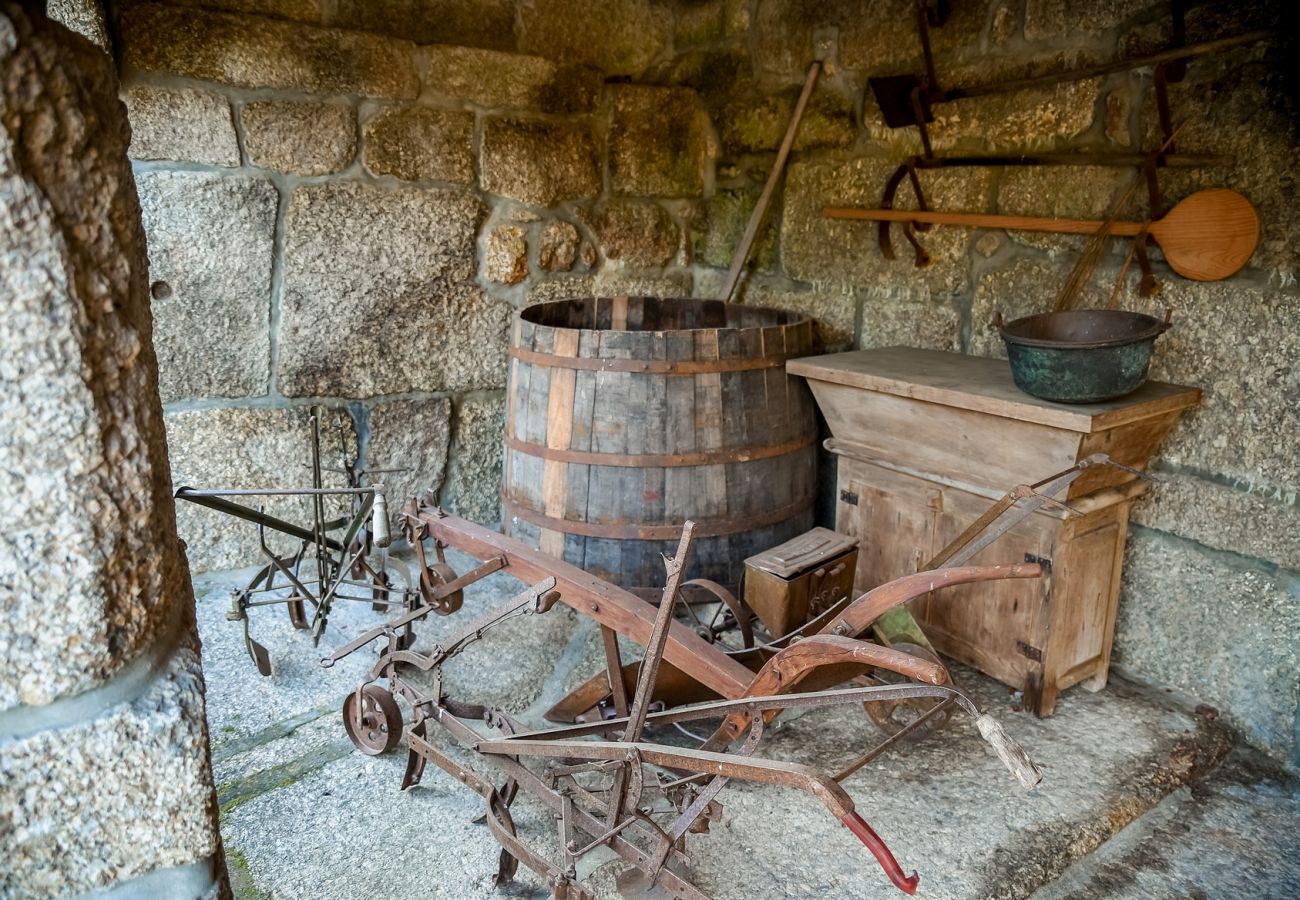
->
<box><xmin>789</xmin><ymin>348</ymin><xmax>1199</xmax><ymax>715</ymax></box>
<box><xmin>743</xmin><ymin>527</ymin><xmax>858</xmax><ymax>639</ymax></box>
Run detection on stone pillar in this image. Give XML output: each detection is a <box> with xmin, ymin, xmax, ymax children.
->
<box><xmin>0</xmin><ymin>6</ymin><xmax>225</xmax><ymax>898</ymax></box>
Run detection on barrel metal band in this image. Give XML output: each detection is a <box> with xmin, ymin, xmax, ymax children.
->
<box><xmin>500</xmin><ymin>494</ymin><xmax>815</xmax><ymax>541</ymax></box>
<box><xmin>508</xmin><ymin>346</ymin><xmax>795</xmax><ymax>374</ymax></box>
<box><xmin>504</xmin><ymin>432</ymin><xmax>816</xmax><ymax>468</ymax></box>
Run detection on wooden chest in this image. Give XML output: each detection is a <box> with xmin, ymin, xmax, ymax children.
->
<box><xmin>788</xmin><ymin>347</ymin><xmax>1199</xmax><ymax>715</ymax></box>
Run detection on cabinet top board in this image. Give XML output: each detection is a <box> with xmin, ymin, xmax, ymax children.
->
<box><xmin>788</xmin><ymin>347</ymin><xmax>1200</xmax><ymax>434</ymax></box>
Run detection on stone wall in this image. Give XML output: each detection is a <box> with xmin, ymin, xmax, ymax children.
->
<box><xmin>1</xmin><ymin>5</ymin><xmax>223</xmax><ymax>896</ymax></box>
<box><xmin>108</xmin><ymin>0</ymin><xmax>1298</xmax><ymax>766</ymax></box>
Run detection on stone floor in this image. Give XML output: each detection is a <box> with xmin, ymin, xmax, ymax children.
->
<box><xmin>195</xmin><ymin>553</ymin><xmax>1299</xmax><ymax>900</ymax></box>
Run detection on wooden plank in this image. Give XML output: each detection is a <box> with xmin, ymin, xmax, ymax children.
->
<box><xmin>503</xmin><ymin>322</ymin><xmax>537</xmax><ymax>540</ymax></box>
<box><xmin>1074</xmin><ymin>504</ymin><xmax>1131</xmax><ymax>694</ymax></box>
<box><xmin>572</xmin><ymin>331</ymin><xmax>600</xmax><ymax>572</ymax></box>
<box><xmin>506</xmin><ymin>315</ymin><xmax>523</xmax><ymax>440</ymax></box>
<box><xmin>737</xmin><ymin>329</ymin><xmax>763</xmax><ymax>451</ymax></box>
<box><xmin>664</xmin><ymin>392</ymin><xmax>695</xmax><ymax>532</ymax></box>
<box><xmin>788</xmin><ymin>347</ymin><xmax>1200</xmax><ymax>433</ymax></box>
<box><xmin>503</xmin><ymin>318</ymin><xmax>525</xmax><ymax>512</ymax></box>
<box><xmin>812</xmin><ymin>380</ymin><xmax>1083</xmax><ymax>493</ymax></box>
<box><xmin>645</xmin><ymin>371</ymin><xmax>668</xmax><ymax>458</ymax></box>
<box><xmin>643</xmin><ymin>331</ymin><xmax>667</xmax><ymax>532</ymax></box>
<box><xmin>504</xmin><ymin>448</ymin><xmax>544</xmax><ymax>515</ymax></box>
<box><xmin>523</xmin><ymin>328</ymin><xmax>553</xmax><ymax>446</ymax></box>
<box><xmin>624</xmin><ymin>333</ymin><xmax>651</xmax><ymax>459</ymax></box>
<box><xmin>663</xmin><ymin>330</ymin><xmax>695</xmax><ymax>536</ymax></box>
<box><xmin>1072</xmin><ymin>409</ymin><xmax>1184</xmax><ymax>497</ymax></box>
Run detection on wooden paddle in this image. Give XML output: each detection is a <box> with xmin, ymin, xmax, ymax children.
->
<box><xmin>824</xmin><ymin>188</ymin><xmax>1260</xmax><ymax>281</ymax></box>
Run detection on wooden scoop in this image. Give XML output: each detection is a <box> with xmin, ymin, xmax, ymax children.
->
<box><xmin>824</xmin><ymin>188</ymin><xmax>1260</xmax><ymax>281</ymax></box>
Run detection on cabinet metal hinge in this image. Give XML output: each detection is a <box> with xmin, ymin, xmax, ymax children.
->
<box><xmin>1024</xmin><ymin>552</ymin><xmax>1052</xmax><ymax>573</ymax></box>
<box><xmin>1016</xmin><ymin>640</ymin><xmax>1044</xmax><ymax>662</ymax></box>
<box><xmin>840</xmin><ymin>489</ymin><xmax>859</xmax><ymax>506</ymax></box>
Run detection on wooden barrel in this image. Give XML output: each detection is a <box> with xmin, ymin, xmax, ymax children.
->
<box><xmin>503</xmin><ymin>296</ymin><xmax>818</xmax><ymax>589</ymax></box>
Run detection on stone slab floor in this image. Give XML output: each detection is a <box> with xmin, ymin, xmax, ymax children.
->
<box><xmin>194</xmin><ymin>552</ymin><xmax>1300</xmax><ymax>899</ymax></box>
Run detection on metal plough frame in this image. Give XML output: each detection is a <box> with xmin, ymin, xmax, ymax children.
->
<box><xmin>325</xmin><ymin>494</ymin><xmax>1066</xmax><ymax>897</ymax></box>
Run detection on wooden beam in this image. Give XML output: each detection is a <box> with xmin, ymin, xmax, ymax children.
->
<box><xmin>419</xmin><ymin>510</ymin><xmax>755</xmax><ymax>700</ymax></box>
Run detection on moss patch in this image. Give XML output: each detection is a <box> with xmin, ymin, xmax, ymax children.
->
<box><xmin>217</xmin><ymin>740</ymin><xmax>353</xmax><ymax>817</ymax></box>
<box><xmin>691</xmin><ymin>189</ymin><xmax>778</xmax><ymax>270</ymax></box>
<box><xmin>720</xmin><ymin>88</ymin><xmax>856</xmax><ymax>155</ymax></box>
<box><xmin>226</xmin><ymin>848</ymin><xmax>270</xmax><ymax>900</ymax></box>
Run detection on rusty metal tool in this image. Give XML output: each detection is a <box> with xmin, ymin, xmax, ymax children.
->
<box><xmin>175</xmin><ymin>415</ymin><xmax>444</xmax><ymax>674</ymax></box>
<box><xmin>868</xmin><ymin>0</ymin><xmax>1268</xmax><ymax>156</ymax></box>
<box><xmin>925</xmin><ymin>453</ymin><xmax>1131</xmax><ymax>569</ymax></box>
<box><xmin>335</xmin><ymin>503</ymin><xmax>1047</xmax><ymax>897</ymax></box>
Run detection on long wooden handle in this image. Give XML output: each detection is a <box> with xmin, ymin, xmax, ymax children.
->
<box><xmin>823</xmin><ymin>205</ymin><xmax>1146</xmax><ymax>237</ymax></box>
<box><xmin>722</xmin><ymin>59</ymin><xmax>822</xmax><ymax>302</ymax></box>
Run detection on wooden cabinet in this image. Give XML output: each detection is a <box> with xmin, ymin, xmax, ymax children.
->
<box><xmin>789</xmin><ymin>348</ymin><xmax>1200</xmax><ymax>716</ymax></box>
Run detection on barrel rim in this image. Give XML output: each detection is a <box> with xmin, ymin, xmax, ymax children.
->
<box><xmin>517</xmin><ymin>296</ymin><xmax>814</xmax><ymax>336</ymax></box>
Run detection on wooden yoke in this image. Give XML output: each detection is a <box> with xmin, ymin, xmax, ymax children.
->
<box><xmin>415</xmin><ymin>508</ymin><xmax>756</xmax><ymax>700</ymax></box>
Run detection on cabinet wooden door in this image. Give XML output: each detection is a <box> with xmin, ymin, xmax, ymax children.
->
<box><xmin>837</xmin><ymin>469</ymin><xmax>937</xmax><ymax>592</ymax></box>
<box><xmin>921</xmin><ymin>483</ymin><xmax>1054</xmax><ymax>692</ymax></box>
<box><xmin>835</xmin><ymin>458</ymin><xmax>1054</xmax><ymax>696</ymax></box>
<box><xmin>1045</xmin><ymin>504</ymin><xmax>1127</xmax><ymax>695</ymax></box>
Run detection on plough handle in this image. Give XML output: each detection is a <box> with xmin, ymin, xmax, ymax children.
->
<box><xmin>841</xmin><ymin>812</ymin><xmax>919</xmax><ymax>895</ymax></box>
<box><xmin>175</xmin><ymin>487</ymin><xmax>345</xmax><ymax>551</ymax></box>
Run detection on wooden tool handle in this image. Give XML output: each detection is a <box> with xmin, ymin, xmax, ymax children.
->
<box><xmin>722</xmin><ymin>59</ymin><xmax>823</xmax><ymax>301</ymax></box>
<box><xmin>823</xmin><ymin>205</ymin><xmax>1145</xmax><ymax>237</ymax></box>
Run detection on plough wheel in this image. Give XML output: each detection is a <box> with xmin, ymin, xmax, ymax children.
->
<box><xmin>343</xmin><ymin>685</ymin><xmax>403</xmax><ymax>755</ymax></box>
<box><xmin>421</xmin><ymin>561</ymin><xmax>463</xmax><ymax>616</ymax></box>
<box><xmin>863</xmin><ymin>642</ymin><xmax>953</xmax><ymax>740</ymax></box>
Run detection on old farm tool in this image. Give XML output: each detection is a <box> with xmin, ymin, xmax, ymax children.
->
<box><xmin>720</xmin><ymin>58</ymin><xmax>821</xmax><ymax>302</ymax></box>
<box><xmin>325</xmin><ymin>502</ymin><xmax>1049</xmax><ymax>897</ymax></box>
<box><xmin>173</xmin><ymin>411</ymin><xmax>484</xmax><ymax>675</ymax></box>
<box><xmin>867</xmin><ymin>1</ymin><xmax>1268</xmax><ymax>156</ymax></box>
